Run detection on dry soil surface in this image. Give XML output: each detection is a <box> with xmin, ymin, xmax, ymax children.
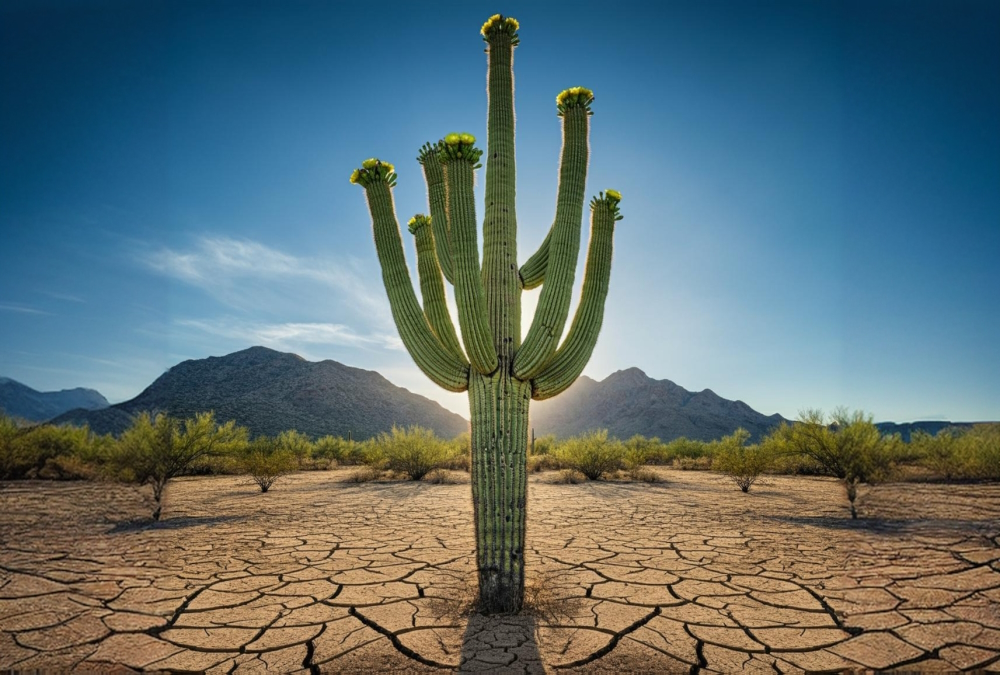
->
<box><xmin>1</xmin><ymin>470</ymin><xmax>999</xmax><ymax>673</ymax></box>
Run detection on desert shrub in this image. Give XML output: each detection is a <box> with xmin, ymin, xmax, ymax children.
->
<box><xmin>711</xmin><ymin>428</ymin><xmax>773</xmax><ymax>492</ymax></box>
<box><xmin>768</xmin><ymin>409</ymin><xmax>898</xmax><ymax>518</ymax></box>
<box><xmin>0</xmin><ymin>422</ymin><xmax>98</xmax><ymax>480</ymax></box>
<box><xmin>530</xmin><ymin>434</ymin><xmax>557</xmax><ymax>456</ymax></box>
<box><xmin>313</xmin><ymin>435</ymin><xmax>367</xmax><ymax>465</ymax></box>
<box><xmin>626</xmin><ymin>467</ymin><xmax>662</xmax><ymax>483</ymax></box>
<box><xmin>623</xmin><ymin>435</ymin><xmax>667</xmax><ymax>466</ymax></box>
<box><xmin>343</xmin><ymin>465</ymin><xmax>381</xmax><ymax>483</ymax></box>
<box><xmin>277</xmin><ymin>430</ymin><xmax>313</xmax><ymax>468</ymax></box>
<box><xmin>372</xmin><ymin>426</ymin><xmax>451</xmax><ymax>481</ymax></box>
<box><xmin>549</xmin><ymin>468</ymin><xmax>587</xmax><ymax>484</ymax></box>
<box><xmin>240</xmin><ymin>438</ymin><xmax>295</xmax><ymax>492</ymax></box>
<box><xmin>911</xmin><ymin>425</ymin><xmax>1000</xmax><ymax>481</ymax></box>
<box><xmin>672</xmin><ymin>456</ymin><xmax>713</xmax><ymax>471</ymax></box>
<box><xmin>112</xmin><ymin>412</ymin><xmax>247</xmax><ymax>520</ymax></box>
<box><xmin>440</xmin><ymin>433</ymin><xmax>471</xmax><ymax>472</ymax></box>
<box><xmin>527</xmin><ymin>453</ymin><xmax>562</xmax><ymax>473</ymax></box>
<box><xmin>555</xmin><ymin>430</ymin><xmax>623</xmax><ymax>480</ymax></box>
<box><xmin>661</xmin><ymin>437</ymin><xmax>712</xmax><ymax>464</ymax></box>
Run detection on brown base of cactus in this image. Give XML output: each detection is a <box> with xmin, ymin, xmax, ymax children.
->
<box><xmin>470</xmin><ymin>370</ymin><xmax>530</xmax><ymax>614</ymax></box>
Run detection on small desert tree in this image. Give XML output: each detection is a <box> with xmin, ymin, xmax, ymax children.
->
<box><xmin>772</xmin><ymin>408</ymin><xmax>893</xmax><ymax>518</ymax></box>
<box><xmin>115</xmin><ymin>411</ymin><xmax>247</xmax><ymax>520</ymax></box>
<box><xmin>712</xmin><ymin>428</ymin><xmax>773</xmax><ymax>492</ymax></box>
<box><xmin>241</xmin><ymin>437</ymin><xmax>295</xmax><ymax>493</ymax></box>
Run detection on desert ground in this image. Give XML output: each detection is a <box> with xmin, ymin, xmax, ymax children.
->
<box><xmin>1</xmin><ymin>470</ymin><xmax>998</xmax><ymax>673</ymax></box>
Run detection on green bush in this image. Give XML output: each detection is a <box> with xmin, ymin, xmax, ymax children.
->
<box><xmin>711</xmin><ymin>428</ymin><xmax>773</xmax><ymax>492</ymax></box>
<box><xmin>767</xmin><ymin>409</ymin><xmax>899</xmax><ymax>518</ymax></box>
<box><xmin>661</xmin><ymin>437</ymin><xmax>712</xmax><ymax>464</ymax></box>
<box><xmin>240</xmin><ymin>438</ymin><xmax>295</xmax><ymax>492</ymax></box>
<box><xmin>911</xmin><ymin>424</ymin><xmax>1000</xmax><ymax>480</ymax></box>
<box><xmin>112</xmin><ymin>412</ymin><xmax>247</xmax><ymax>520</ymax></box>
<box><xmin>530</xmin><ymin>434</ymin><xmax>557</xmax><ymax>456</ymax></box>
<box><xmin>372</xmin><ymin>426</ymin><xmax>451</xmax><ymax>481</ymax></box>
<box><xmin>555</xmin><ymin>430</ymin><xmax>623</xmax><ymax>480</ymax></box>
<box><xmin>0</xmin><ymin>415</ymin><xmax>112</xmax><ymax>482</ymax></box>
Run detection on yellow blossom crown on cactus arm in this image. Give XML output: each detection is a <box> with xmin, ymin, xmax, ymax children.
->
<box><xmin>437</xmin><ymin>132</ymin><xmax>484</xmax><ymax>167</ymax></box>
<box><xmin>349</xmin><ymin>158</ymin><xmax>397</xmax><ymax>188</ymax></box>
<box><xmin>407</xmin><ymin>214</ymin><xmax>431</xmax><ymax>234</ymax></box>
<box><xmin>481</xmin><ymin>14</ymin><xmax>519</xmax><ymax>45</ymax></box>
<box><xmin>556</xmin><ymin>86</ymin><xmax>595</xmax><ymax>117</ymax></box>
<box><xmin>590</xmin><ymin>189</ymin><xmax>624</xmax><ymax>221</ymax></box>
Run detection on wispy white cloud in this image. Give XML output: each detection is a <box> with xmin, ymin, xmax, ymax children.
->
<box><xmin>0</xmin><ymin>302</ymin><xmax>50</xmax><ymax>315</ymax></box>
<box><xmin>39</xmin><ymin>291</ymin><xmax>86</xmax><ymax>303</ymax></box>
<box><xmin>178</xmin><ymin>318</ymin><xmax>403</xmax><ymax>352</ymax></box>
<box><xmin>142</xmin><ymin>235</ymin><xmax>390</xmax><ymax>322</ymax></box>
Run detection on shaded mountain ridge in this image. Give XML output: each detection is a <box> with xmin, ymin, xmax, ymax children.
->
<box><xmin>530</xmin><ymin>367</ymin><xmax>787</xmax><ymax>442</ymax></box>
<box><xmin>0</xmin><ymin>377</ymin><xmax>108</xmax><ymax>422</ymax></box>
<box><xmin>52</xmin><ymin>347</ymin><xmax>468</xmax><ymax>439</ymax></box>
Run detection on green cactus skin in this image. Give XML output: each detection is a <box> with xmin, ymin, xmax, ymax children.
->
<box><xmin>352</xmin><ymin>15</ymin><xmax>620</xmax><ymax>614</ymax></box>
<box><xmin>512</xmin><ymin>106</ymin><xmax>589</xmax><ymax>380</ymax></box>
<box><xmin>442</xmin><ymin>152</ymin><xmax>499</xmax><ymax>376</ymax></box>
<box><xmin>410</xmin><ymin>215</ymin><xmax>467</xmax><ymax>364</ymax></box>
<box><xmin>532</xmin><ymin>194</ymin><xmax>620</xmax><ymax>400</ymax></box>
<box><xmin>417</xmin><ymin>143</ymin><xmax>455</xmax><ymax>285</ymax></box>
<box><xmin>364</xmin><ymin>181</ymin><xmax>470</xmax><ymax>392</ymax></box>
<box><xmin>518</xmin><ymin>229</ymin><xmax>550</xmax><ymax>289</ymax></box>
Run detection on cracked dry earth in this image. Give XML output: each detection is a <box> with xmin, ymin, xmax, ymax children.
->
<box><xmin>1</xmin><ymin>471</ymin><xmax>999</xmax><ymax>674</ymax></box>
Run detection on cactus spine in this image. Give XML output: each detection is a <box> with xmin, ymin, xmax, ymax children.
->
<box><xmin>351</xmin><ymin>15</ymin><xmax>622</xmax><ymax>613</ymax></box>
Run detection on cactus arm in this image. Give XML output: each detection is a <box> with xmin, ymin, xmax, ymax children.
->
<box><xmin>409</xmin><ymin>215</ymin><xmax>468</xmax><ymax>364</ymax></box>
<box><xmin>441</xmin><ymin>138</ymin><xmax>500</xmax><ymax>375</ymax></box>
<box><xmin>531</xmin><ymin>191</ymin><xmax>621</xmax><ymax>400</ymax></box>
<box><xmin>418</xmin><ymin>142</ymin><xmax>455</xmax><ymax>285</ymax></box>
<box><xmin>354</xmin><ymin>165</ymin><xmax>470</xmax><ymax>392</ymax></box>
<box><xmin>512</xmin><ymin>100</ymin><xmax>592</xmax><ymax>380</ymax></box>
<box><xmin>518</xmin><ymin>229</ymin><xmax>550</xmax><ymax>290</ymax></box>
<box><xmin>482</xmin><ymin>20</ymin><xmax>521</xmax><ymax>358</ymax></box>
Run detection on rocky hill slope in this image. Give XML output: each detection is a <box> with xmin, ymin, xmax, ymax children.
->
<box><xmin>530</xmin><ymin>367</ymin><xmax>786</xmax><ymax>442</ymax></box>
<box><xmin>52</xmin><ymin>347</ymin><xmax>468</xmax><ymax>439</ymax></box>
<box><xmin>0</xmin><ymin>377</ymin><xmax>108</xmax><ymax>422</ymax></box>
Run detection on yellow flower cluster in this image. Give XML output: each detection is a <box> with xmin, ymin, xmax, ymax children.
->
<box><xmin>445</xmin><ymin>132</ymin><xmax>476</xmax><ymax>146</ymax></box>
<box><xmin>407</xmin><ymin>214</ymin><xmax>431</xmax><ymax>233</ymax></box>
<box><xmin>605</xmin><ymin>189</ymin><xmax>622</xmax><ymax>201</ymax></box>
<box><xmin>481</xmin><ymin>14</ymin><xmax>519</xmax><ymax>37</ymax></box>
<box><xmin>349</xmin><ymin>158</ymin><xmax>396</xmax><ymax>186</ymax></box>
<box><xmin>556</xmin><ymin>86</ymin><xmax>595</xmax><ymax>107</ymax></box>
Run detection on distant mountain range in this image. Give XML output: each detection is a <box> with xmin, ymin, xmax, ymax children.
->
<box><xmin>50</xmin><ymin>347</ymin><xmax>468</xmax><ymax>439</ymax></box>
<box><xmin>530</xmin><ymin>367</ymin><xmax>788</xmax><ymax>442</ymax></box>
<box><xmin>7</xmin><ymin>351</ymin><xmax>990</xmax><ymax>443</ymax></box>
<box><xmin>0</xmin><ymin>377</ymin><xmax>108</xmax><ymax>422</ymax></box>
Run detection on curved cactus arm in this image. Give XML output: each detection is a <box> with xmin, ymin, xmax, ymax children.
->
<box><xmin>512</xmin><ymin>96</ymin><xmax>593</xmax><ymax>380</ymax></box>
<box><xmin>351</xmin><ymin>160</ymin><xmax>470</xmax><ymax>392</ymax></box>
<box><xmin>417</xmin><ymin>142</ymin><xmax>454</xmax><ymax>286</ymax></box>
<box><xmin>440</xmin><ymin>136</ymin><xmax>499</xmax><ymax>375</ymax></box>
<box><xmin>408</xmin><ymin>214</ymin><xmax>468</xmax><ymax>365</ymax></box>
<box><xmin>482</xmin><ymin>15</ymin><xmax>521</xmax><ymax>360</ymax></box>
<box><xmin>518</xmin><ymin>229</ymin><xmax>550</xmax><ymax>290</ymax></box>
<box><xmin>531</xmin><ymin>190</ymin><xmax>621</xmax><ymax>400</ymax></box>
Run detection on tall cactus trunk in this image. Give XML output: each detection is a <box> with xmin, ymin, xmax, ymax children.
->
<box><xmin>351</xmin><ymin>13</ymin><xmax>622</xmax><ymax>615</ymax></box>
<box><xmin>470</xmin><ymin>372</ymin><xmax>530</xmax><ymax>614</ymax></box>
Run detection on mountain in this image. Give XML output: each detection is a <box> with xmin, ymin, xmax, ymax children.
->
<box><xmin>529</xmin><ymin>367</ymin><xmax>786</xmax><ymax>442</ymax></box>
<box><xmin>0</xmin><ymin>377</ymin><xmax>109</xmax><ymax>422</ymax></box>
<box><xmin>51</xmin><ymin>347</ymin><xmax>468</xmax><ymax>439</ymax></box>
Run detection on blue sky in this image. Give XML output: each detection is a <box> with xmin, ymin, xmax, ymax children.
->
<box><xmin>1</xmin><ymin>0</ymin><xmax>998</xmax><ymax>423</ymax></box>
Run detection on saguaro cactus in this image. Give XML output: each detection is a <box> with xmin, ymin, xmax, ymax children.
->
<box><xmin>350</xmin><ymin>14</ymin><xmax>623</xmax><ymax>613</ymax></box>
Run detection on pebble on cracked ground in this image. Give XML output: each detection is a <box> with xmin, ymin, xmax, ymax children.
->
<box><xmin>1</xmin><ymin>470</ymin><xmax>999</xmax><ymax>673</ymax></box>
